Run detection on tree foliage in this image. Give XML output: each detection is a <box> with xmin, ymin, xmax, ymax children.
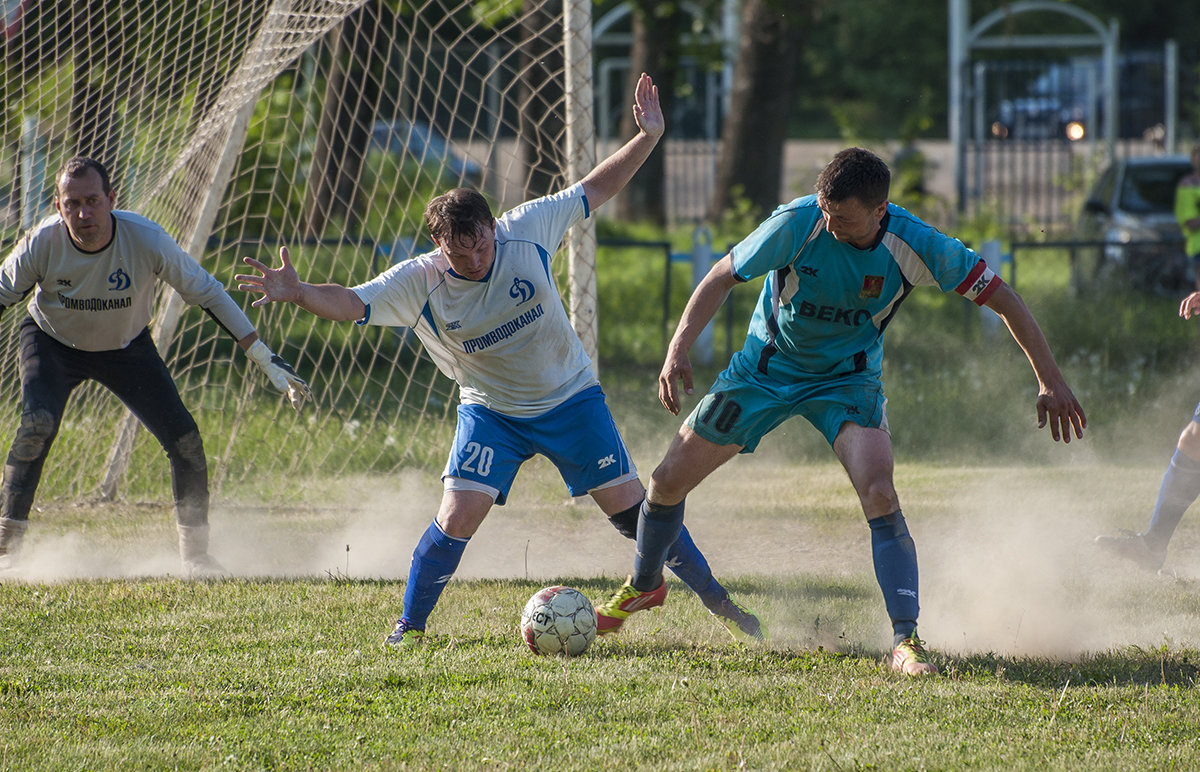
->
<box><xmin>615</xmin><ymin>1</ymin><xmax>686</xmax><ymax>225</ymax></box>
<box><xmin>710</xmin><ymin>0</ymin><xmax>817</xmax><ymax>219</ymax></box>
<box><xmin>790</xmin><ymin>0</ymin><xmax>1200</xmax><ymax>140</ymax></box>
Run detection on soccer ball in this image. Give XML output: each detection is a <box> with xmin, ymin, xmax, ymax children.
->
<box><xmin>520</xmin><ymin>585</ymin><xmax>597</xmax><ymax>656</ymax></box>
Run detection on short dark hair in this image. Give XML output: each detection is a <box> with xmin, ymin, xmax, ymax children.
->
<box><xmin>815</xmin><ymin>147</ymin><xmax>890</xmax><ymax>208</ymax></box>
<box><xmin>56</xmin><ymin>156</ymin><xmax>113</xmax><ymax>196</ymax></box>
<box><xmin>424</xmin><ymin>188</ymin><xmax>493</xmax><ymax>245</ymax></box>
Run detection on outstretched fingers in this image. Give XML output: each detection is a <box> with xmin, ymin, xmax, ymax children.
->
<box><xmin>632</xmin><ymin>72</ymin><xmax>664</xmax><ymax>139</ymax></box>
<box><xmin>237</xmin><ymin>256</ymin><xmax>267</xmax><ymax>275</ymax></box>
<box><xmin>234</xmin><ymin>259</ymin><xmax>265</xmax><ymax>296</ymax></box>
<box><xmin>1037</xmin><ymin>390</ymin><xmax>1087</xmax><ymax>443</ymax></box>
<box><xmin>1180</xmin><ymin>291</ymin><xmax>1200</xmax><ymax>319</ymax></box>
<box><xmin>236</xmin><ymin>245</ymin><xmax>300</xmax><ymax>307</ymax></box>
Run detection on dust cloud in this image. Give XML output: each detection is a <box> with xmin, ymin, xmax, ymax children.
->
<box><xmin>5</xmin><ymin>457</ymin><xmax>1200</xmax><ymax>660</ymax></box>
<box><xmin>919</xmin><ymin>468</ymin><xmax>1200</xmax><ymax>657</ymax></box>
<box><xmin>1</xmin><ymin>468</ymin><xmax>633</xmax><ymax>584</ymax></box>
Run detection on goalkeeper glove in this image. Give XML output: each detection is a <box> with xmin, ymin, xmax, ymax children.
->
<box><xmin>247</xmin><ymin>339</ymin><xmax>313</xmax><ymax>411</ymax></box>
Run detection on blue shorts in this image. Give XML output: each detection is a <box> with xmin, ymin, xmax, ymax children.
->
<box><xmin>686</xmin><ymin>356</ymin><xmax>889</xmax><ymax>451</ymax></box>
<box><xmin>443</xmin><ymin>385</ymin><xmax>639</xmax><ymax>505</ymax></box>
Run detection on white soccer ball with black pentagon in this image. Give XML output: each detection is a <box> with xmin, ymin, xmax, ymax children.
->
<box><xmin>520</xmin><ymin>585</ymin><xmax>597</xmax><ymax>656</ymax></box>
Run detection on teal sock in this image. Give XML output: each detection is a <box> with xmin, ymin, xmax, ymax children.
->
<box><xmin>869</xmin><ymin>511</ymin><xmax>920</xmax><ymax>646</ymax></box>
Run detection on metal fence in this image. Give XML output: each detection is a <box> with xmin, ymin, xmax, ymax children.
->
<box><xmin>965</xmin><ymin>50</ymin><xmax>1199</xmax><ymax>234</ymax></box>
<box><xmin>1006</xmin><ymin>237</ymin><xmax>1190</xmax><ymax>296</ymax></box>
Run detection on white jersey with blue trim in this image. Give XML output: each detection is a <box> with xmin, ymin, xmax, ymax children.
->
<box><xmin>730</xmin><ymin>195</ymin><xmax>1000</xmax><ymax>380</ymax></box>
<box><xmin>352</xmin><ymin>183</ymin><xmax>597</xmax><ymax>418</ymax></box>
<box><xmin>0</xmin><ymin>210</ymin><xmax>256</xmax><ymax>351</ymax></box>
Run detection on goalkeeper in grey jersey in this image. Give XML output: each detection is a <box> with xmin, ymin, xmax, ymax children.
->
<box><xmin>0</xmin><ymin>156</ymin><xmax>312</xmax><ymax>576</ymax></box>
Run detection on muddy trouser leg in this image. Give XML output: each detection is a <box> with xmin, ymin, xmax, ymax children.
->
<box><xmin>92</xmin><ymin>329</ymin><xmax>211</xmax><ymax>564</ymax></box>
<box><xmin>0</xmin><ymin>317</ymin><xmax>75</xmax><ymax>563</ymax></box>
<box><xmin>0</xmin><ymin>412</ymin><xmax>56</xmax><ymax>561</ymax></box>
<box><xmin>0</xmin><ymin>518</ymin><xmax>29</xmax><ymax>566</ymax></box>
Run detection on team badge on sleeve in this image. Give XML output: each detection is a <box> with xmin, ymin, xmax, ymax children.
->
<box><xmin>859</xmin><ymin>275</ymin><xmax>884</xmax><ymax>299</ymax></box>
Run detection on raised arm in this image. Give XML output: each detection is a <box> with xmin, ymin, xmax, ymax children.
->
<box><xmin>984</xmin><ymin>282</ymin><xmax>1086</xmax><ymax>442</ymax></box>
<box><xmin>236</xmin><ymin>246</ymin><xmax>366</xmax><ymax>322</ymax></box>
<box><xmin>658</xmin><ymin>254</ymin><xmax>741</xmax><ymax>415</ymax></box>
<box><xmin>579</xmin><ymin>72</ymin><xmax>665</xmax><ymax>210</ymax></box>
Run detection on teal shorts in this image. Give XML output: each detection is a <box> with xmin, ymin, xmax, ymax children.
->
<box><xmin>685</xmin><ymin>357</ymin><xmax>889</xmax><ymax>451</ymax></box>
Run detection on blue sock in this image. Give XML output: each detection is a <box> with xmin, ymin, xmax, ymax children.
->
<box><xmin>608</xmin><ymin>503</ymin><xmax>725</xmax><ymax>607</ymax></box>
<box><xmin>665</xmin><ymin>526</ymin><xmax>727</xmax><ymax>611</ymax></box>
<box><xmin>632</xmin><ymin>499</ymin><xmax>685</xmax><ymax>592</ymax></box>
<box><xmin>869</xmin><ymin>511</ymin><xmax>920</xmax><ymax>647</ymax></box>
<box><xmin>1145</xmin><ymin>449</ymin><xmax>1200</xmax><ymax>552</ymax></box>
<box><xmin>402</xmin><ymin>521</ymin><xmax>469</xmax><ymax>630</ymax></box>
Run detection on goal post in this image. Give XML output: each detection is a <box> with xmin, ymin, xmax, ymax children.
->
<box><xmin>564</xmin><ymin>0</ymin><xmax>599</xmax><ymax>372</ymax></box>
<box><xmin>101</xmin><ymin>96</ymin><xmax>260</xmax><ymax>501</ymax></box>
<box><xmin>0</xmin><ymin>0</ymin><xmax>597</xmax><ymax>503</ymax></box>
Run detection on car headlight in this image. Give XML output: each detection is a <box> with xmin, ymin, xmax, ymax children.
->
<box><xmin>1104</xmin><ymin>225</ymin><xmax>1157</xmax><ymax>265</ymax></box>
<box><xmin>1107</xmin><ymin>216</ymin><xmax>1160</xmax><ymax>244</ymax></box>
<box><xmin>1104</xmin><ymin>226</ymin><xmax>1133</xmax><ymax>244</ymax></box>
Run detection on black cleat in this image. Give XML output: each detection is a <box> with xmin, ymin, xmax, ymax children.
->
<box><xmin>1095</xmin><ymin>530</ymin><xmax>1166</xmax><ymax>572</ymax></box>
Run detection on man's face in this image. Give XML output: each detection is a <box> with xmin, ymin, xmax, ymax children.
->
<box><xmin>817</xmin><ymin>196</ymin><xmax>887</xmax><ymax>249</ymax></box>
<box><xmin>436</xmin><ymin>220</ymin><xmax>497</xmax><ymax>280</ymax></box>
<box><xmin>55</xmin><ymin>168</ymin><xmax>116</xmax><ymax>251</ymax></box>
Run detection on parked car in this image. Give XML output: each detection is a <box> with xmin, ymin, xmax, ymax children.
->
<box><xmin>1076</xmin><ymin>154</ymin><xmax>1192</xmax><ymax>294</ymax></box>
<box><xmin>992</xmin><ymin>62</ymin><xmax>1091</xmax><ymax>141</ymax></box>
<box><xmin>990</xmin><ymin>53</ymin><xmax>1184</xmax><ymax>143</ymax></box>
<box><xmin>371</xmin><ymin>119</ymin><xmax>483</xmax><ymax>185</ymax></box>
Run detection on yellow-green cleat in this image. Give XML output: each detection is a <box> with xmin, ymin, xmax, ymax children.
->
<box><xmin>385</xmin><ymin>619</ymin><xmax>425</xmax><ymax>648</ymax></box>
<box><xmin>710</xmin><ymin>595</ymin><xmax>767</xmax><ymax>643</ymax></box>
<box><xmin>891</xmin><ymin>635</ymin><xmax>938</xmax><ymax>675</ymax></box>
<box><xmin>595</xmin><ymin>576</ymin><xmax>667</xmax><ymax>635</ymax></box>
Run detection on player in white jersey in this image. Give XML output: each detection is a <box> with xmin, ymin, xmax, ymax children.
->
<box><xmin>236</xmin><ymin>74</ymin><xmax>765</xmax><ymax>647</ymax></box>
<box><xmin>0</xmin><ymin>157</ymin><xmax>312</xmax><ymax>576</ymax></box>
<box><xmin>1095</xmin><ymin>289</ymin><xmax>1200</xmax><ymax>571</ymax></box>
<box><xmin>596</xmin><ymin>147</ymin><xmax>1088</xmax><ymax>674</ymax></box>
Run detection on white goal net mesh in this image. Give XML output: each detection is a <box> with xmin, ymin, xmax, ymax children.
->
<box><xmin>0</xmin><ymin>0</ymin><xmax>594</xmax><ymax>503</ymax></box>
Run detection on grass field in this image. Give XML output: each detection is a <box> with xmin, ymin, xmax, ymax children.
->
<box><xmin>5</xmin><ymin>230</ymin><xmax>1200</xmax><ymax>768</ymax></box>
<box><xmin>3</xmin><ymin>454</ymin><xmax>1200</xmax><ymax>770</ymax></box>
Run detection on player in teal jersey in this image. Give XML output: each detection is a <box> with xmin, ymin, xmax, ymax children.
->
<box><xmin>596</xmin><ymin>147</ymin><xmax>1087</xmax><ymax>674</ymax></box>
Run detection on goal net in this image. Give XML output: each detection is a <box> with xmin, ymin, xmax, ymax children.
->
<box><xmin>0</xmin><ymin>0</ymin><xmax>596</xmax><ymax>503</ymax></box>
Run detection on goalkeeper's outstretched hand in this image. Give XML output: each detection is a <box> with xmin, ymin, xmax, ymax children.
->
<box><xmin>247</xmin><ymin>340</ymin><xmax>314</xmax><ymax>411</ymax></box>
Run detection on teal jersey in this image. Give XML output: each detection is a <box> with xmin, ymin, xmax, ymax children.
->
<box><xmin>730</xmin><ymin>195</ymin><xmax>1000</xmax><ymax>380</ymax></box>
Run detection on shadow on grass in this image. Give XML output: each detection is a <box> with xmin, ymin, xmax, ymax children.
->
<box><xmin>358</xmin><ymin>578</ymin><xmax>1200</xmax><ymax>688</ymax></box>
<box><xmin>579</xmin><ymin>641</ymin><xmax>1200</xmax><ymax>689</ymax></box>
<box><xmin>942</xmin><ymin>646</ymin><xmax>1200</xmax><ymax>688</ymax></box>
